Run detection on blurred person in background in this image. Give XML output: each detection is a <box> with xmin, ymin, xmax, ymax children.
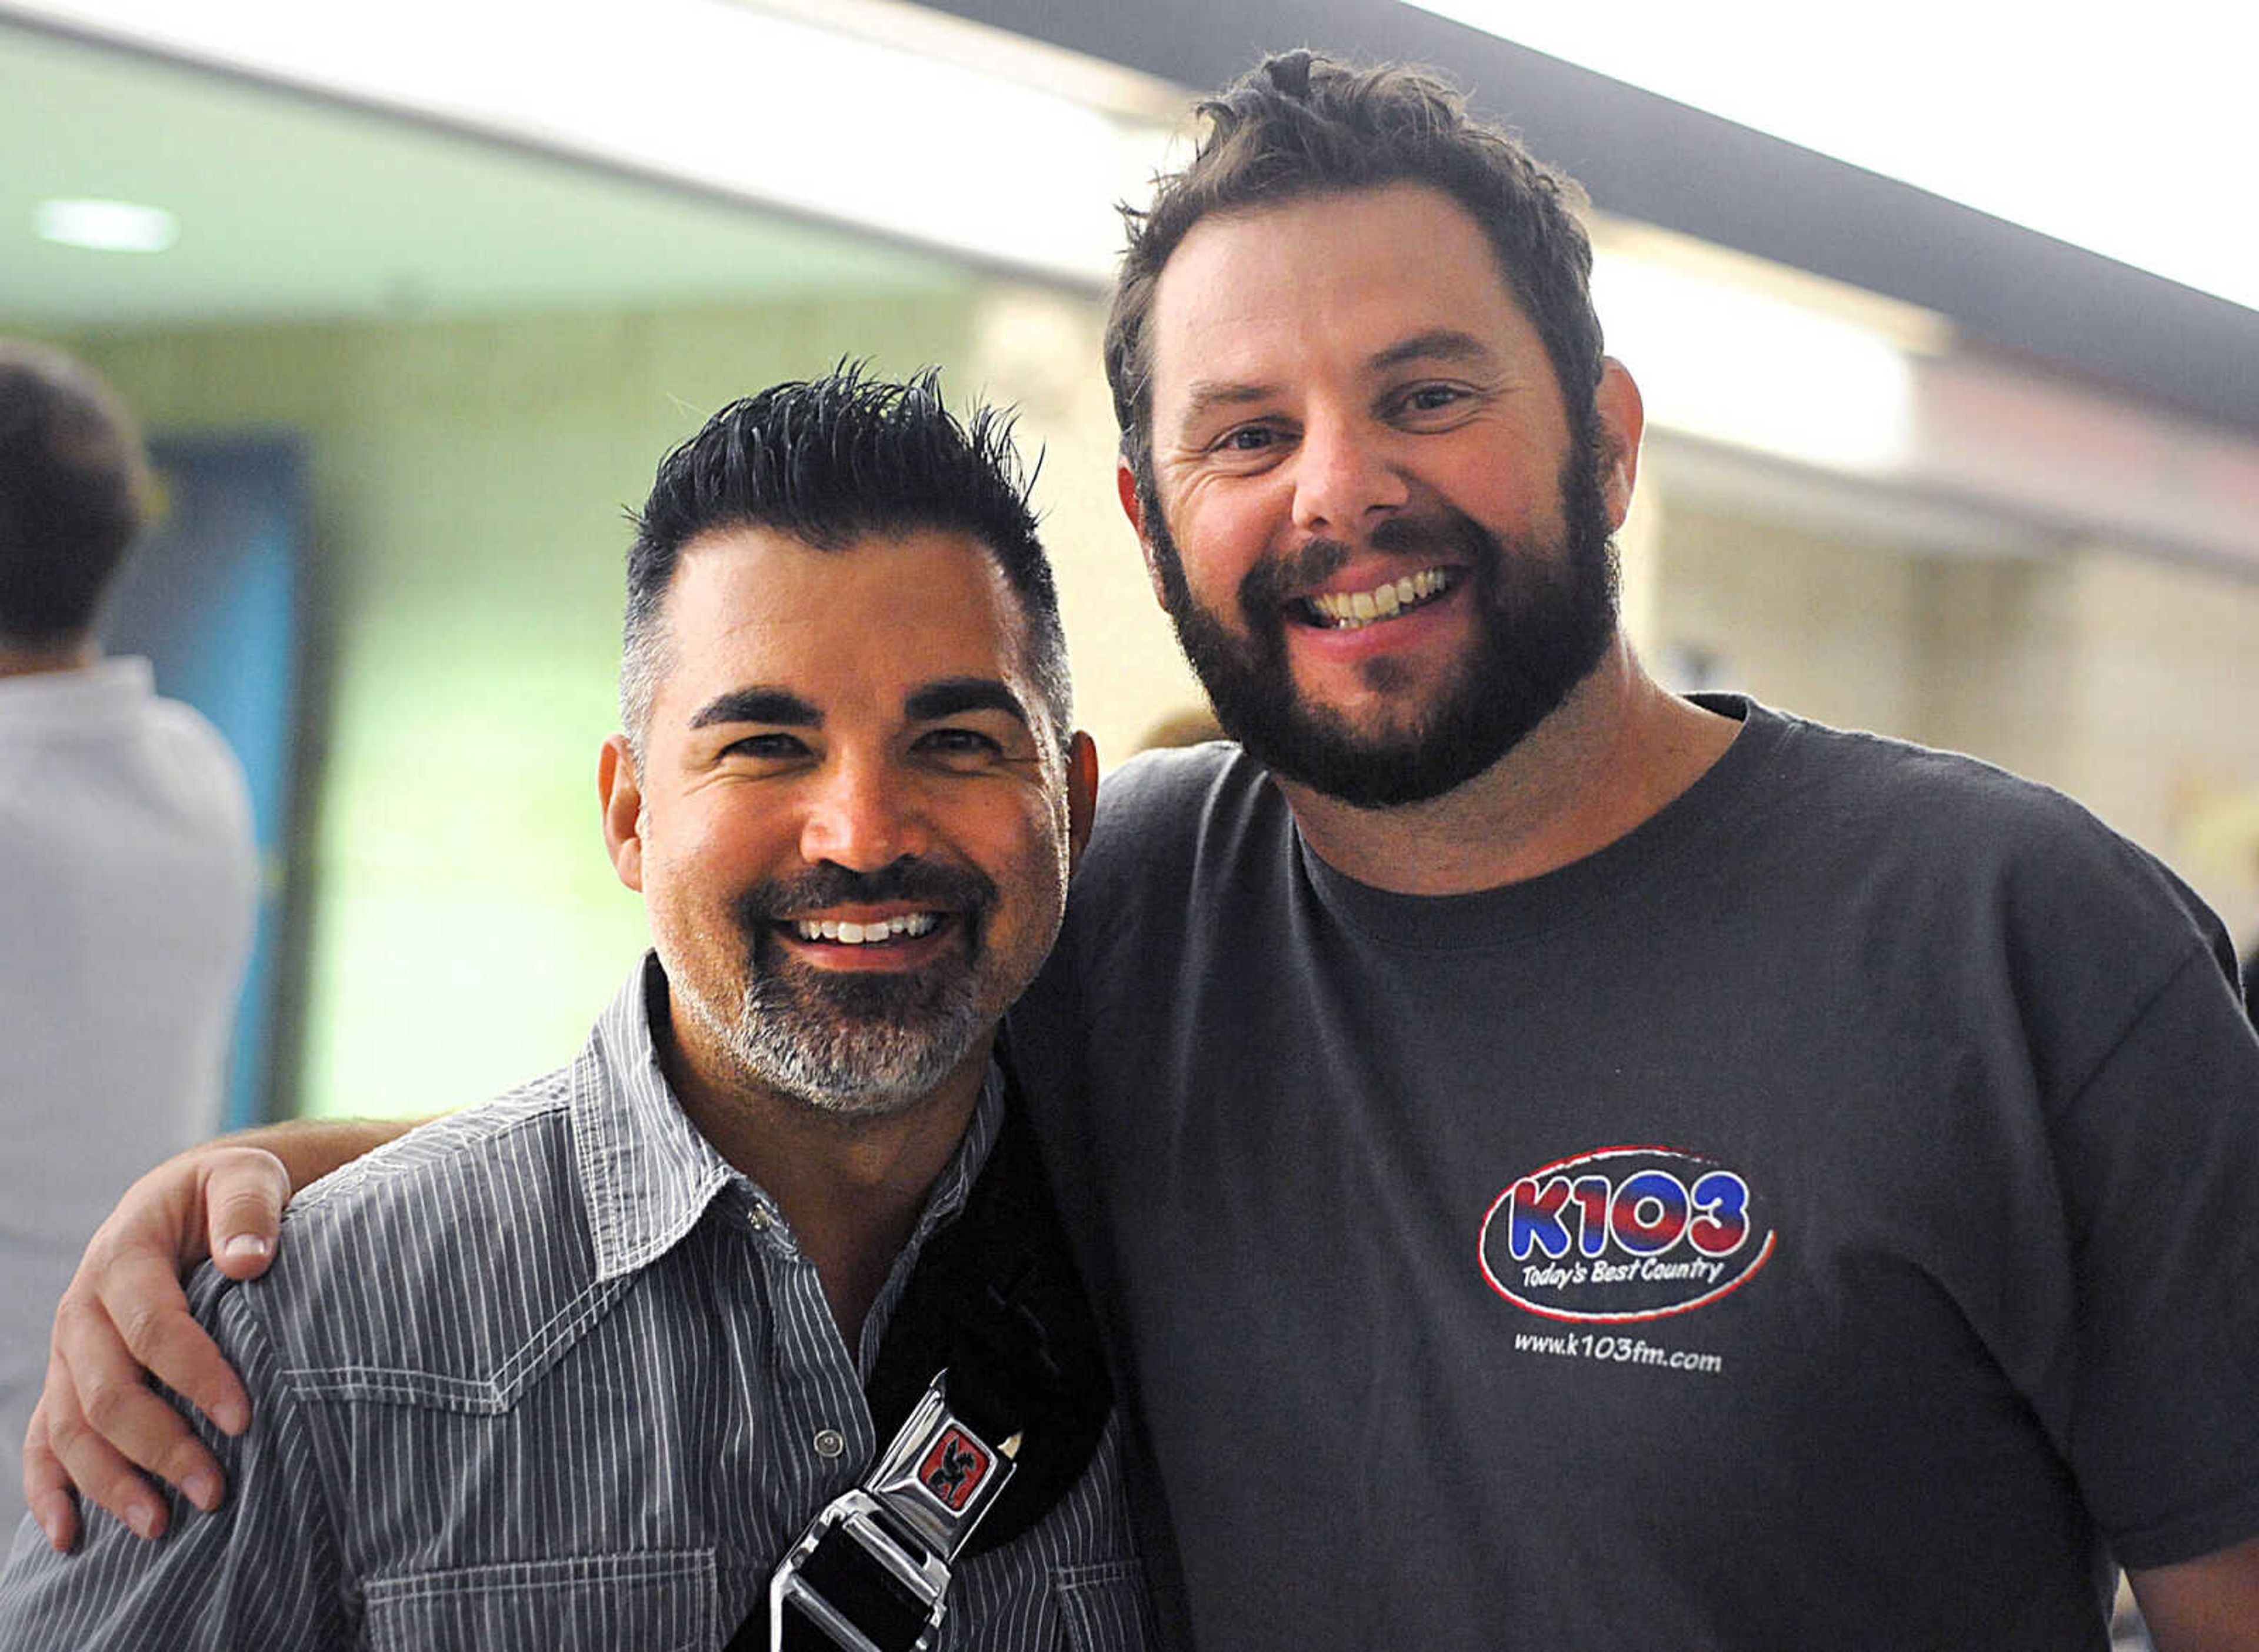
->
<box><xmin>0</xmin><ymin>341</ymin><xmax>255</xmax><ymax>1520</ymax></box>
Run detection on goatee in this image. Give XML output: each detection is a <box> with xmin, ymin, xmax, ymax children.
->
<box><xmin>692</xmin><ymin>858</ymin><xmax>998</xmax><ymax>1118</ymax></box>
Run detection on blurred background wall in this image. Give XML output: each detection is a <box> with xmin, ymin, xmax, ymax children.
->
<box><xmin>5</xmin><ymin>0</ymin><xmax>2255</xmax><ymax>1121</ymax></box>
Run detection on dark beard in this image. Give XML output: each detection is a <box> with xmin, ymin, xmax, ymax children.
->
<box><xmin>1145</xmin><ymin>422</ymin><xmax>1620</xmax><ymax>810</ymax></box>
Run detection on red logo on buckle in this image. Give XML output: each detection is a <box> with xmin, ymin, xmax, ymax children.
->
<box><xmin>917</xmin><ymin>1427</ymin><xmax>992</xmax><ymax>1511</ymax></box>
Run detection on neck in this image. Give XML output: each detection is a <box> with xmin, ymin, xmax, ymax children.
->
<box><xmin>1278</xmin><ymin>635</ymin><xmax>1738</xmax><ymax>896</ymax></box>
<box><xmin>0</xmin><ymin>639</ymin><xmax>97</xmax><ymax>678</ymax></box>
<box><xmin>657</xmin><ymin>1005</ymin><xmax>991</xmax><ymax>1350</ymax></box>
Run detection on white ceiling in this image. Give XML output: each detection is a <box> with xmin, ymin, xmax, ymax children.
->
<box><xmin>9</xmin><ymin>6</ymin><xmax>2252</xmax><ymax>574</ymax></box>
<box><xmin>0</xmin><ymin>20</ymin><xmax>962</xmax><ymax>332</ymax></box>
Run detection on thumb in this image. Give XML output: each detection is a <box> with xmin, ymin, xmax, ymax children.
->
<box><xmin>201</xmin><ymin>1148</ymin><xmax>292</xmax><ymax>1280</ymax></box>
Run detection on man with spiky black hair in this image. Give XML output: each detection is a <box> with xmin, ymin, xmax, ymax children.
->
<box><xmin>0</xmin><ymin>367</ymin><xmax>1152</xmax><ymax>1649</ymax></box>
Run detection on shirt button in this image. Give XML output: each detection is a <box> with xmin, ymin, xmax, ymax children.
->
<box><xmin>748</xmin><ymin>1205</ymin><xmax>773</xmax><ymax>1232</ymax></box>
<box><xmin>813</xmin><ymin>1428</ymin><xmax>847</xmax><ymax>1460</ymax></box>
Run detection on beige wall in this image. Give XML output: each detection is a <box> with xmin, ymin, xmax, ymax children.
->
<box><xmin>964</xmin><ymin>285</ymin><xmax>1208</xmax><ymax>764</ymax></box>
<box><xmin>1647</xmin><ymin>499</ymin><xmax>1924</xmax><ymax>736</ymax></box>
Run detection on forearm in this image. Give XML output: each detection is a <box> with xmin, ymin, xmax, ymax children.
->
<box><xmin>2130</xmin><ymin>1534</ymin><xmax>2259</xmax><ymax>1652</ymax></box>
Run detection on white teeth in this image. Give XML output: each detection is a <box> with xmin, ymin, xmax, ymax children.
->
<box><xmin>1305</xmin><ymin>569</ymin><xmax>1452</xmax><ymax>630</ymax></box>
<box><xmin>792</xmin><ymin>912</ymin><xmax>941</xmax><ymax>945</ymax></box>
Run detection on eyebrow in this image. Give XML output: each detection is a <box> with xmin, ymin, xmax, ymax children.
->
<box><xmin>687</xmin><ymin>679</ymin><xmax>1031</xmax><ymax>733</ymax></box>
<box><xmin>689</xmin><ymin>687</ymin><xmax>819</xmax><ymax>730</ymax></box>
<box><xmin>1171</xmin><ymin>328</ymin><xmax>1502</xmax><ymax>433</ymax></box>
<box><xmin>904</xmin><ymin>677</ymin><xmax>1032</xmax><ymax>729</ymax></box>
<box><xmin>1367</xmin><ymin>328</ymin><xmax>1498</xmax><ymax>372</ymax></box>
<box><xmin>1172</xmin><ymin>377</ymin><xmax>1282</xmax><ymax>433</ymax></box>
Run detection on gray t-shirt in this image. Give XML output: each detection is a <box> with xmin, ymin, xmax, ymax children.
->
<box><xmin>1010</xmin><ymin>695</ymin><xmax>2259</xmax><ymax>1650</ymax></box>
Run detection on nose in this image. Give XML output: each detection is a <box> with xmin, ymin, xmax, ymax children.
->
<box><xmin>797</xmin><ymin>755</ymin><xmax>928</xmax><ymax>873</ymax></box>
<box><xmin>1291</xmin><ymin>409</ymin><xmax>1408</xmax><ymax>538</ymax></box>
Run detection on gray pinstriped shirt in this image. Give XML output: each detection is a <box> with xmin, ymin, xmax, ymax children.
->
<box><xmin>0</xmin><ymin>959</ymin><xmax>1154</xmax><ymax>1650</ymax></box>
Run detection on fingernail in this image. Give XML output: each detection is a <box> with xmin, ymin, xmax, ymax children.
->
<box><xmin>184</xmin><ymin>1471</ymin><xmax>220</xmax><ymax>1511</ymax></box>
<box><xmin>212</xmin><ymin>1396</ymin><xmax>249</xmax><ymax>1435</ymax></box>
<box><xmin>37</xmin><ymin>1513</ymin><xmax>62</xmax><ymax>1551</ymax></box>
<box><xmin>126</xmin><ymin>1503</ymin><xmax>158</xmax><ymax>1541</ymax></box>
<box><xmin>222</xmin><ymin>1234</ymin><xmax>271</xmax><ymax>1263</ymax></box>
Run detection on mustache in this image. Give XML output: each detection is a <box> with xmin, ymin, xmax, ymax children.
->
<box><xmin>1240</xmin><ymin>512</ymin><xmax>1494</xmax><ymax>615</ymax></box>
<box><xmin>731</xmin><ymin>858</ymin><xmax>999</xmax><ymax>931</ymax></box>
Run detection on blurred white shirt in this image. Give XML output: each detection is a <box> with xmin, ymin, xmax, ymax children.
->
<box><xmin>0</xmin><ymin>657</ymin><xmax>256</xmax><ymax>1518</ymax></box>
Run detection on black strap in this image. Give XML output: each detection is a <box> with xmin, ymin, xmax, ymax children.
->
<box><xmin>777</xmin><ymin>1526</ymin><xmax>931</xmax><ymax>1652</ymax></box>
<box><xmin>861</xmin><ymin>1068</ymin><xmax>1112</xmax><ymax>1555</ymax></box>
<box><xmin>726</xmin><ymin>1070</ymin><xmax>1111</xmax><ymax>1650</ymax></box>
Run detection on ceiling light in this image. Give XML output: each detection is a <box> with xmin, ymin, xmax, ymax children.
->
<box><xmin>33</xmin><ymin>196</ymin><xmax>179</xmax><ymax>252</ymax></box>
<box><xmin>1591</xmin><ymin>248</ymin><xmax>1915</xmax><ymax>474</ymax></box>
<box><xmin>6</xmin><ymin>0</ymin><xmax>1177</xmax><ymax>285</ymax></box>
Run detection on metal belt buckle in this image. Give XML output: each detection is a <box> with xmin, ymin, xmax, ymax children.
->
<box><xmin>768</xmin><ymin>1371</ymin><xmax>1019</xmax><ymax>1652</ymax></box>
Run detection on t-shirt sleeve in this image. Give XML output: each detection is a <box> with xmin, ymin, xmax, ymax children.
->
<box><xmin>2050</xmin><ymin>941</ymin><xmax>2259</xmax><ymax>1567</ymax></box>
<box><xmin>0</xmin><ymin>1270</ymin><xmax>350</xmax><ymax>1647</ymax></box>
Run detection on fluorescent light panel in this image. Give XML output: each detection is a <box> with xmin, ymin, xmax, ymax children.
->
<box><xmin>1411</xmin><ymin>0</ymin><xmax>2259</xmax><ymax>314</ymax></box>
<box><xmin>1591</xmin><ymin>248</ymin><xmax>1915</xmax><ymax>473</ymax></box>
<box><xmin>33</xmin><ymin>196</ymin><xmax>178</xmax><ymax>251</ymax></box>
<box><xmin>6</xmin><ymin>0</ymin><xmax>1175</xmax><ymax>284</ymax></box>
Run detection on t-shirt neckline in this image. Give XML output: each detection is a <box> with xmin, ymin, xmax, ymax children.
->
<box><xmin>1291</xmin><ymin>692</ymin><xmax>1781</xmax><ymax>950</ymax></box>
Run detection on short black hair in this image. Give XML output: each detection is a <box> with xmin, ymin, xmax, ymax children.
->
<box><xmin>1106</xmin><ymin>51</ymin><xmax>1604</xmax><ymax>494</ymax></box>
<box><xmin>621</xmin><ymin>364</ymin><xmax>1069</xmax><ymax>760</ymax></box>
<box><xmin>0</xmin><ymin>340</ymin><xmax>151</xmax><ymax>647</ymax></box>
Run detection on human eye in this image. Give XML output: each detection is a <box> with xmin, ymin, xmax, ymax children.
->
<box><xmin>1200</xmin><ymin>420</ymin><xmax>1297</xmax><ymax>473</ymax></box>
<box><xmin>719</xmin><ymin>731</ymin><xmax>809</xmax><ymax>762</ymax></box>
<box><xmin>914</xmin><ymin>726</ymin><xmax>1008</xmax><ymax>769</ymax></box>
<box><xmin>1388</xmin><ymin>381</ymin><xmax>1477</xmax><ymax>425</ymax></box>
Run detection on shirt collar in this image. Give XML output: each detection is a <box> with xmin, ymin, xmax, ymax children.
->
<box><xmin>571</xmin><ymin>954</ymin><xmax>1005</xmax><ymax>1283</ymax></box>
<box><xmin>0</xmin><ymin>656</ymin><xmax>154</xmax><ymax>725</ymax></box>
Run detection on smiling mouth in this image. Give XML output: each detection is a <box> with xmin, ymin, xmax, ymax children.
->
<box><xmin>788</xmin><ymin>912</ymin><xmax>944</xmax><ymax>947</ymax></box>
<box><xmin>1292</xmin><ymin>568</ymin><xmax>1459</xmax><ymax>630</ymax></box>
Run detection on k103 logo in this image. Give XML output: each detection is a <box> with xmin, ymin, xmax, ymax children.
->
<box><xmin>1478</xmin><ymin>1146</ymin><xmax>1775</xmax><ymax>1323</ymax></box>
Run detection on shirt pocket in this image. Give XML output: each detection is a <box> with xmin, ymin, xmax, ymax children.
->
<box><xmin>363</xmin><ymin>1548</ymin><xmax>717</xmax><ymax>1651</ymax></box>
<box><xmin>1052</xmin><ymin>1558</ymin><xmax>1158</xmax><ymax>1652</ymax></box>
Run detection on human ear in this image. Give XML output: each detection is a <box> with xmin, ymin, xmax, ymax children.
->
<box><xmin>1118</xmin><ymin>461</ymin><xmax>1171</xmax><ymax>609</ymax></box>
<box><xmin>598</xmin><ymin>734</ymin><xmax>646</xmax><ymax>893</ymax></box>
<box><xmin>1592</xmin><ymin>359</ymin><xmax>1645</xmax><ymax>531</ymax></box>
<box><xmin>1064</xmin><ymin>732</ymin><xmax>1099</xmax><ymax>871</ymax></box>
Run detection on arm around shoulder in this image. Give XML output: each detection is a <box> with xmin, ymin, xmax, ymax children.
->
<box><xmin>24</xmin><ymin>1114</ymin><xmax>423</xmax><ymax>1552</ymax></box>
<box><xmin>1</xmin><ymin>1274</ymin><xmax>349</xmax><ymax>1647</ymax></box>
